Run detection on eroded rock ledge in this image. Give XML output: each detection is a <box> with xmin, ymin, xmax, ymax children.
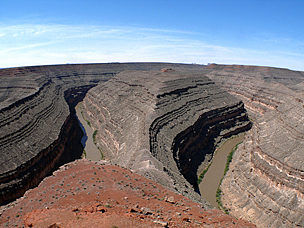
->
<box><xmin>82</xmin><ymin>70</ymin><xmax>251</xmax><ymax>207</ymax></box>
<box><xmin>0</xmin><ymin>63</ymin><xmax>204</xmax><ymax>205</ymax></box>
<box><xmin>203</xmin><ymin>64</ymin><xmax>304</xmax><ymax>227</ymax></box>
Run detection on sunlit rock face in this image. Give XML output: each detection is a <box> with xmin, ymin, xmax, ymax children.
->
<box><xmin>204</xmin><ymin>64</ymin><xmax>304</xmax><ymax>228</ymax></box>
<box><xmin>82</xmin><ymin>70</ymin><xmax>250</xmax><ymax>207</ymax></box>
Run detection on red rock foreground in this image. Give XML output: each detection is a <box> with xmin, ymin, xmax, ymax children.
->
<box><xmin>0</xmin><ymin>159</ymin><xmax>255</xmax><ymax>228</ymax></box>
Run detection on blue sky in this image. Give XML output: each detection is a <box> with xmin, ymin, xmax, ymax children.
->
<box><xmin>0</xmin><ymin>0</ymin><xmax>304</xmax><ymax>70</ymax></box>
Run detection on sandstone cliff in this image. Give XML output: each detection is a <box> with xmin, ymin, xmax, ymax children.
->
<box><xmin>82</xmin><ymin>70</ymin><xmax>251</xmax><ymax>207</ymax></box>
<box><xmin>204</xmin><ymin>64</ymin><xmax>304</xmax><ymax>228</ymax></box>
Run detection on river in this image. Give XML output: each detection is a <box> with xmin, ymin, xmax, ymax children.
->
<box><xmin>199</xmin><ymin>133</ymin><xmax>245</xmax><ymax>208</ymax></box>
<box><xmin>75</xmin><ymin>103</ymin><xmax>101</xmax><ymax>161</ymax></box>
<box><xmin>76</xmin><ymin>102</ymin><xmax>244</xmax><ymax>205</ymax></box>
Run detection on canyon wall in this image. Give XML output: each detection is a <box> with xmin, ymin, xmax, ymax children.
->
<box><xmin>82</xmin><ymin>70</ymin><xmax>251</xmax><ymax>207</ymax></box>
<box><xmin>0</xmin><ymin>63</ymin><xmax>205</xmax><ymax>205</ymax></box>
<box><xmin>204</xmin><ymin>65</ymin><xmax>304</xmax><ymax>227</ymax></box>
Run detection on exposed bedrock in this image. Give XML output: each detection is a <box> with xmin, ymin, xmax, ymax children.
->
<box><xmin>0</xmin><ymin>63</ymin><xmax>205</xmax><ymax>110</ymax></box>
<box><xmin>0</xmin><ymin>63</ymin><xmax>206</xmax><ymax>205</ymax></box>
<box><xmin>0</xmin><ymin>81</ymin><xmax>84</xmax><ymax>205</ymax></box>
<box><xmin>203</xmin><ymin>64</ymin><xmax>304</xmax><ymax>227</ymax></box>
<box><xmin>82</xmin><ymin>70</ymin><xmax>251</xmax><ymax>207</ymax></box>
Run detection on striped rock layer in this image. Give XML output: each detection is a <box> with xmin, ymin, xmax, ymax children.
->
<box><xmin>0</xmin><ymin>63</ymin><xmax>205</xmax><ymax>205</ymax></box>
<box><xmin>204</xmin><ymin>64</ymin><xmax>304</xmax><ymax>228</ymax></box>
<box><xmin>82</xmin><ymin>70</ymin><xmax>250</xmax><ymax>207</ymax></box>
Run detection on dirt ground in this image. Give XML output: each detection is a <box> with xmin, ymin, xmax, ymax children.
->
<box><xmin>0</xmin><ymin>159</ymin><xmax>256</xmax><ymax>228</ymax></box>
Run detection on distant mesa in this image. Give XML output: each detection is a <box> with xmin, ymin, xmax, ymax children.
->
<box><xmin>160</xmin><ymin>67</ymin><xmax>175</xmax><ymax>72</ymax></box>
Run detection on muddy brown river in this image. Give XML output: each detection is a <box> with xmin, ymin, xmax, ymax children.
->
<box><xmin>75</xmin><ymin>103</ymin><xmax>101</xmax><ymax>161</ymax></box>
<box><xmin>199</xmin><ymin>133</ymin><xmax>245</xmax><ymax>208</ymax></box>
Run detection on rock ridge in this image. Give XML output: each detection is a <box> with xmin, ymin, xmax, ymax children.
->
<box><xmin>82</xmin><ymin>70</ymin><xmax>251</xmax><ymax>207</ymax></box>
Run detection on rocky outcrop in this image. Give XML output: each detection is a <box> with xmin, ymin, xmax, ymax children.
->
<box><xmin>82</xmin><ymin>70</ymin><xmax>251</xmax><ymax>207</ymax></box>
<box><xmin>0</xmin><ymin>80</ymin><xmax>73</xmax><ymax>204</ymax></box>
<box><xmin>0</xmin><ymin>63</ymin><xmax>206</xmax><ymax>205</ymax></box>
<box><xmin>203</xmin><ymin>64</ymin><xmax>304</xmax><ymax>227</ymax></box>
<box><xmin>0</xmin><ymin>160</ymin><xmax>256</xmax><ymax>228</ymax></box>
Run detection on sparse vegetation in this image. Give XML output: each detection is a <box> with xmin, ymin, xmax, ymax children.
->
<box><xmin>92</xmin><ymin>130</ymin><xmax>104</xmax><ymax>158</ymax></box>
<box><xmin>216</xmin><ymin>141</ymin><xmax>243</xmax><ymax>214</ymax></box>
<box><xmin>92</xmin><ymin>130</ymin><xmax>98</xmax><ymax>143</ymax></box>
<box><xmin>197</xmin><ymin>162</ymin><xmax>212</xmax><ymax>185</ymax></box>
<box><xmin>82</xmin><ymin>149</ymin><xmax>87</xmax><ymax>159</ymax></box>
<box><xmin>98</xmin><ymin>147</ymin><xmax>104</xmax><ymax>158</ymax></box>
<box><xmin>80</xmin><ymin>109</ymin><xmax>91</xmax><ymax>127</ymax></box>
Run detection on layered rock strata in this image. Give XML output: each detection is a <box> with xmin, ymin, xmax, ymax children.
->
<box><xmin>82</xmin><ymin>70</ymin><xmax>251</xmax><ymax>207</ymax></box>
<box><xmin>204</xmin><ymin>64</ymin><xmax>304</xmax><ymax>227</ymax></box>
<box><xmin>2</xmin><ymin>62</ymin><xmax>304</xmax><ymax>227</ymax></box>
<box><xmin>0</xmin><ymin>63</ymin><xmax>205</xmax><ymax>205</ymax></box>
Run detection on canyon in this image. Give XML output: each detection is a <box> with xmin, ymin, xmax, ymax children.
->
<box><xmin>81</xmin><ymin>70</ymin><xmax>250</xmax><ymax>206</ymax></box>
<box><xmin>204</xmin><ymin>65</ymin><xmax>304</xmax><ymax>227</ymax></box>
<box><xmin>0</xmin><ymin>63</ymin><xmax>202</xmax><ymax>206</ymax></box>
<box><xmin>0</xmin><ymin>63</ymin><xmax>303</xmax><ymax>227</ymax></box>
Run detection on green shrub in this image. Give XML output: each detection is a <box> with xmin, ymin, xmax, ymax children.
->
<box><xmin>93</xmin><ymin>130</ymin><xmax>98</xmax><ymax>143</ymax></box>
<box><xmin>97</xmin><ymin>146</ymin><xmax>104</xmax><ymax>159</ymax></box>
<box><xmin>197</xmin><ymin>162</ymin><xmax>212</xmax><ymax>185</ymax></box>
<box><xmin>80</xmin><ymin>109</ymin><xmax>91</xmax><ymax>127</ymax></box>
<box><xmin>83</xmin><ymin>149</ymin><xmax>87</xmax><ymax>158</ymax></box>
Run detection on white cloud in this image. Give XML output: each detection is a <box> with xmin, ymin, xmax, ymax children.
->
<box><xmin>0</xmin><ymin>23</ymin><xmax>303</xmax><ymax>71</ymax></box>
